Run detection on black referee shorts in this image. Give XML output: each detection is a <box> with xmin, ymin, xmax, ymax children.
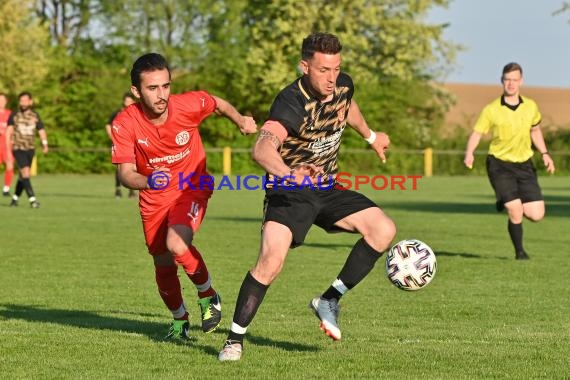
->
<box><xmin>486</xmin><ymin>155</ymin><xmax>543</xmax><ymax>205</ymax></box>
<box><xmin>262</xmin><ymin>187</ymin><xmax>378</xmax><ymax>248</ymax></box>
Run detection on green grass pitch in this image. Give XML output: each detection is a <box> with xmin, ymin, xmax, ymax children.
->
<box><xmin>1</xmin><ymin>174</ymin><xmax>569</xmax><ymax>379</ymax></box>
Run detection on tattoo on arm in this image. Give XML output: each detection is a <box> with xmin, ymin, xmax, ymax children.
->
<box><xmin>258</xmin><ymin>129</ymin><xmax>281</xmax><ymax>149</ymax></box>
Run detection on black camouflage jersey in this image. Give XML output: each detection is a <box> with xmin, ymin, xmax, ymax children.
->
<box><xmin>267</xmin><ymin>72</ymin><xmax>354</xmax><ymax>186</ymax></box>
<box><xmin>8</xmin><ymin>109</ymin><xmax>45</xmax><ymax>150</ymax></box>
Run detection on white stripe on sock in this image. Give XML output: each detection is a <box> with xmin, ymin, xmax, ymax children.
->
<box><xmin>230</xmin><ymin>322</ymin><xmax>248</xmax><ymax>335</ymax></box>
<box><xmin>332</xmin><ymin>278</ymin><xmax>349</xmax><ymax>295</ymax></box>
<box><xmin>195</xmin><ymin>275</ymin><xmax>211</xmax><ymax>293</ymax></box>
<box><xmin>171</xmin><ymin>303</ymin><xmax>187</xmax><ymax>319</ymax></box>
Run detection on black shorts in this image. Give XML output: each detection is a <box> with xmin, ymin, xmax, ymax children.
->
<box><xmin>262</xmin><ymin>187</ymin><xmax>377</xmax><ymax>248</ymax></box>
<box><xmin>13</xmin><ymin>149</ymin><xmax>35</xmax><ymax>169</ymax></box>
<box><xmin>486</xmin><ymin>155</ymin><xmax>543</xmax><ymax>205</ymax></box>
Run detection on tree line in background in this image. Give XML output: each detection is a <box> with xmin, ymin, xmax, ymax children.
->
<box><xmin>0</xmin><ymin>0</ymin><xmax>567</xmax><ymax>174</ymax></box>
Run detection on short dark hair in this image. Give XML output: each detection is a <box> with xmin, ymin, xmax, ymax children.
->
<box><xmin>301</xmin><ymin>32</ymin><xmax>342</xmax><ymax>61</ymax></box>
<box><xmin>502</xmin><ymin>62</ymin><xmax>523</xmax><ymax>78</ymax></box>
<box><xmin>130</xmin><ymin>53</ymin><xmax>171</xmax><ymax>89</ymax></box>
<box><xmin>18</xmin><ymin>91</ymin><xmax>32</xmax><ymax>99</ymax></box>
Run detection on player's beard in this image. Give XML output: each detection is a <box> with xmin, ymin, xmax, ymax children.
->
<box><xmin>323</xmin><ymin>85</ymin><xmax>335</xmax><ymax>96</ymax></box>
<box><xmin>141</xmin><ymin>96</ymin><xmax>168</xmax><ymax>118</ymax></box>
<box><xmin>152</xmin><ymin>100</ymin><xmax>168</xmax><ymax>115</ymax></box>
<box><xmin>308</xmin><ymin>77</ymin><xmax>334</xmax><ymax>100</ymax></box>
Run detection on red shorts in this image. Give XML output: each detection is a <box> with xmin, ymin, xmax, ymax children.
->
<box><xmin>141</xmin><ymin>191</ymin><xmax>211</xmax><ymax>255</ymax></box>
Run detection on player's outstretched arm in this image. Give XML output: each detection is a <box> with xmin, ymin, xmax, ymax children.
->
<box><xmin>346</xmin><ymin>99</ymin><xmax>389</xmax><ymax>163</ymax></box>
<box><xmin>211</xmin><ymin>95</ymin><xmax>257</xmax><ymax>135</ymax></box>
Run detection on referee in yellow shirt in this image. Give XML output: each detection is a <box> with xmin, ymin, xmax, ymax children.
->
<box><xmin>464</xmin><ymin>62</ymin><xmax>555</xmax><ymax>260</ymax></box>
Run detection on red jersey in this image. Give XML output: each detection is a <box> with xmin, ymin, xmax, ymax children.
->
<box><xmin>111</xmin><ymin>91</ymin><xmax>217</xmax><ymax>213</ymax></box>
<box><xmin>0</xmin><ymin>108</ymin><xmax>11</xmax><ymax>135</ymax></box>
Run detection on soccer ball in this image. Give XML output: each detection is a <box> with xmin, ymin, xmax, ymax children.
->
<box><xmin>385</xmin><ymin>239</ymin><xmax>437</xmax><ymax>291</ymax></box>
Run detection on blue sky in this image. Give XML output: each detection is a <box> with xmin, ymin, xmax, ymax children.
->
<box><xmin>428</xmin><ymin>0</ymin><xmax>570</xmax><ymax>88</ymax></box>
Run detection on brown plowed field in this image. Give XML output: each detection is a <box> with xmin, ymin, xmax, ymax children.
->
<box><xmin>442</xmin><ymin>83</ymin><xmax>570</xmax><ymax>136</ymax></box>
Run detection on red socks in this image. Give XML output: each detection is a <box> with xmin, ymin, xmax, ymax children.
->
<box><xmin>154</xmin><ymin>265</ymin><xmax>187</xmax><ymax>319</ymax></box>
<box><xmin>4</xmin><ymin>169</ymin><xmax>13</xmax><ymax>188</ymax></box>
<box><xmin>174</xmin><ymin>246</ymin><xmax>216</xmax><ymax>298</ymax></box>
<box><xmin>154</xmin><ymin>245</ymin><xmax>216</xmax><ymax>320</ymax></box>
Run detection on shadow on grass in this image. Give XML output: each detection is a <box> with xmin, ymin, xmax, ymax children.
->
<box><xmin>545</xmin><ymin>201</ymin><xmax>570</xmax><ymax>217</ymax></box>
<box><xmin>44</xmin><ymin>192</ymin><xmax>111</xmax><ymax>199</ymax></box>
<box><xmin>207</xmin><ymin>216</ymin><xmax>261</xmax><ymax>223</ymax></box>
<box><xmin>385</xmin><ymin>201</ymin><xmax>496</xmax><ymax>215</ymax></box>
<box><xmin>384</xmin><ymin>196</ymin><xmax>570</xmax><ymax>218</ymax></box>
<box><xmin>435</xmin><ymin>251</ymin><xmax>483</xmax><ymax>259</ymax></box>
<box><xmin>435</xmin><ymin>251</ymin><xmax>509</xmax><ymax>260</ymax></box>
<box><xmin>0</xmin><ymin>304</ymin><xmax>319</xmax><ymax>355</ymax></box>
<box><xmin>303</xmin><ymin>242</ymin><xmax>354</xmax><ymax>250</ymax></box>
<box><xmin>208</xmin><ymin>327</ymin><xmax>319</xmax><ymax>353</ymax></box>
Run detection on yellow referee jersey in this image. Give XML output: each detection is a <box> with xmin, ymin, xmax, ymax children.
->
<box><xmin>473</xmin><ymin>95</ymin><xmax>541</xmax><ymax>162</ymax></box>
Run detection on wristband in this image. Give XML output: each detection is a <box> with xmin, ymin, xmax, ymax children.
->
<box><xmin>42</xmin><ymin>139</ymin><xmax>48</xmax><ymax>146</ymax></box>
<box><xmin>365</xmin><ymin>131</ymin><xmax>377</xmax><ymax>144</ymax></box>
<box><xmin>541</xmin><ymin>151</ymin><xmax>549</xmax><ymax>155</ymax></box>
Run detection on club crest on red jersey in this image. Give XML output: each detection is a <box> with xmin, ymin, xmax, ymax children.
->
<box><xmin>176</xmin><ymin>131</ymin><xmax>190</xmax><ymax>145</ymax></box>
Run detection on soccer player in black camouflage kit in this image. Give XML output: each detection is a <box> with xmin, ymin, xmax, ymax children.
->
<box><xmin>5</xmin><ymin>92</ymin><xmax>48</xmax><ymax>208</ymax></box>
<box><xmin>219</xmin><ymin>32</ymin><xmax>396</xmax><ymax>361</ymax></box>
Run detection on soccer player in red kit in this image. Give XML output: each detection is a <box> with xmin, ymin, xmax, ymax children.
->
<box><xmin>0</xmin><ymin>93</ymin><xmax>14</xmax><ymax>196</ymax></box>
<box><xmin>111</xmin><ymin>53</ymin><xmax>257</xmax><ymax>340</ymax></box>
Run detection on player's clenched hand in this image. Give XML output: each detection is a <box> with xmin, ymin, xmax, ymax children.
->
<box><xmin>290</xmin><ymin>162</ymin><xmax>324</xmax><ymax>185</ymax></box>
<box><xmin>239</xmin><ymin>116</ymin><xmax>258</xmax><ymax>135</ymax></box>
<box><xmin>370</xmin><ymin>132</ymin><xmax>390</xmax><ymax>163</ymax></box>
